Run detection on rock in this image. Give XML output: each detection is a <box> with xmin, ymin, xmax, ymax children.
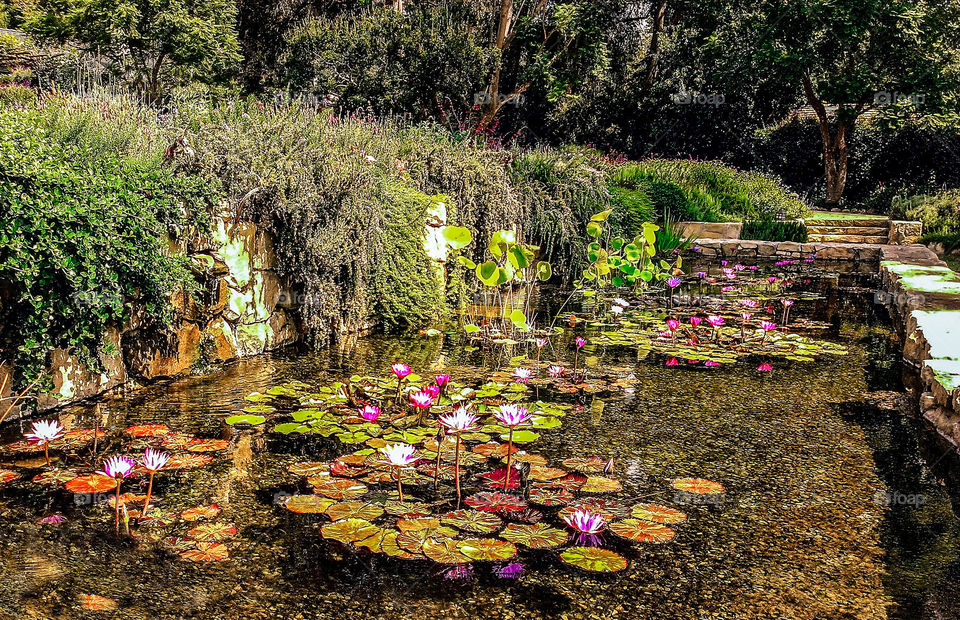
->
<box><xmin>122</xmin><ymin>322</ymin><xmax>202</xmax><ymax>380</ymax></box>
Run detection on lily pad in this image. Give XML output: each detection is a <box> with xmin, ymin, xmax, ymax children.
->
<box><xmin>441</xmin><ymin>509</ymin><xmax>503</xmax><ymax>534</ymax></box>
<box><xmin>630</xmin><ymin>504</ymin><xmax>687</xmax><ymax>524</ymax></box>
<box><xmin>671</xmin><ymin>478</ymin><xmax>725</xmax><ymax>494</ymax></box>
<box><xmin>325</xmin><ymin>501</ymin><xmax>385</xmax><ymax>522</ymax></box>
<box><xmin>559</xmin><ymin>547</ymin><xmax>628</xmax><ymax>573</ymax></box>
<box><xmin>456</xmin><ymin>538</ymin><xmax>517</xmax><ymax>561</ymax></box>
<box><xmin>608</xmin><ymin>519</ymin><xmax>676</xmax><ymax>544</ymax></box>
<box><xmin>499</xmin><ymin>523</ymin><xmax>567</xmax><ymax>549</ymax></box>
<box><xmin>321</xmin><ymin>518</ymin><xmax>381</xmax><ymax>544</ymax></box>
<box><xmin>284</xmin><ymin>495</ymin><xmax>335</xmax><ymax>514</ymax></box>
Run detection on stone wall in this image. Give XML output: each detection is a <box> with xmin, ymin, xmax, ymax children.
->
<box><xmin>691</xmin><ymin>238</ymin><xmax>882</xmax><ymax>263</ymax></box>
<box><xmin>678</xmin><ymin>222</ymin><xmax>743</xmax><ymax>240</ymax></box>
<box><xmin>877</xmin><ymin>245</ymin><xmax>960</xmax><ymax>448</ymax></box>
<box><xmin>889</xmin><ymin>220</ymin><xmax>923</xmax><ymax>245</ymax></box>
<box><xmin>2</xmin><ymin>210</ymin><xmax>306</xmax><ymax>415</ymax></box>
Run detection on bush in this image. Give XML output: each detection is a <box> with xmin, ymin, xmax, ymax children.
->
<box><xmin>0</xmin><ymin>83</ymin><xmax>33</xmax><ymax>105</ymax></box>
<box><xmin>610</xmin><ymin>159</ymin><xmax>807</xmax><ymax>222</ymax></box>
<box><xmin>741</xmin><ymin>219</ymin><xmax>809</xmax><ymax>242</ymax></box>
<box><xmin>892</xmin><ymin>190</ymin><xmax>960</xmax><ymax>237</ymax></box>
<box><xmin>0</xmin><ymin>98</ymin><xmax>216</xmax><ymax>380</ymax></box>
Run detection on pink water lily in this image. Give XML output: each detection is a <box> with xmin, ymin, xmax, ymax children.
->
<box><xmin>758</xmin><ymin>362</ymin><xmax>773</xmax><ymax>372</ymax></box>
<box><xmin>690</xmin><ymin>316</ymin><xmax>702</xmax><ymax>327</ymax></box>
<box><xmin>25</xmin><ymin>419</ymin><xmax>65</xmax><ymax>467</ymax></box>
<box><xmin>98</xmin><ymin>456</ymin><xmax>134</xmax><ymax>535</ymax></box>
<box><xmin>514</xmin><ymin>367</ymin><xmax>532</xmax><ymax>383</ymax></box>
<box><xmin>666</xmin><ymin>277</ymin><xmax>681</xmax><ymax>288</ymax></box>
<box><xmin>704</xmin><ymin>360</ymin><xmax>721</xmax><ymax>367</ymax></box>
<box><xmin>575</xmin><ymin>337</ymin><xmax>587</xmax><ymax>348</ymax></box>
<box><xmin>439</xmin><ymin>406</ymin><xmax>478</xmax><ymax>505</ymax></box>
<box><xmin>564</xmin><ymin>509</ymin><xmax>607</xmax><ymax>546</ymax></box>
<box><xmin>435</xmin><ymin>374</ymin><xmax>450</xmax><ymax>393</ymax></box>
<box><xmin>494</xmin><ymin>405</ymin><xmax>532</xmax><ymax>491</ymax></box>
<box><xmin>781</xmin><ymin>299</ymin><xmax>794</xmax><ymax>325</ymax></box>
<box><xmin>759</xmin><ymin>320</ymin><xmax>777</xmax><ymax>345</ymax></box>
<box><xmin>665</xmin><ymin>319</ymin><xmax>680</xmax><ymax>331</ymax></box>
<box><xmin>536</xmin><ymin>338</ymin><xmax>549</xmax><ymax>348</ymax></box>
<box><xmin>768</xmin><ymin>276</ymin><xmax>779</xmax><ymax>284</ymax></box>
<box><xmin>38</xmin><ymin>514</ymin><xmax>66</xmax><ymax>526</ymax></box>
<box><xmin>359</xmin><ymin>404</ymin><xmax>381</xmax><ymax>421</ymax></box>
<box><xmin>706</xmin><ymin>315</ymin><xmax>724</xmax><ymax>327</ymax></box>
<box><xmin>741</xmin><ymin>299</ymin><xmax>758</xmax><ymax>308</ymax></box>
<box><xmin>391</xmin><ymin>363</ymin><xmax>411</xmax><ymax>379</ymax></box>
<box><xmin>409</xmin><ymin>390</ymin><xmax>435</xmax><ymax>409</ymax></box>
<box><xmin>547</xmin><ymin>365</ymin><xmax>566</xmax><ymax>378</ymax></box>
<box><xmin>380</xmin><ymin>443</ymin><xmax>418</xmax><ymax>502</ymax></box>
<box><xmin>665</xmin><ymin>357</ymin><xmax>679</xmax><ymax>367</ymax></box>
<box><xmin>140</xmin><ymin>449</ymin><xmax>170</xmax><ymax>517</ymax></box>
<box><xmin>573</xmin><ymin>337</ymin><xmax>587</xmax><ymax>374</ymax></box>
<box><xmin>424</xmin><ymin>384</ymin><xmax>441</xmax><ymax>399</ymax></box>
<box><xmin>734</xmin><ymin>264</ymin><xmax>745</xmax><ymax>271</ymax></box>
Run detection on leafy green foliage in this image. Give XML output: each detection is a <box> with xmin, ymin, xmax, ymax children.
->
<box><xmin>741</xmin><ymin>220</ymin><xmax>809</xmax><ymax>243</ymax></box>
<box><xmin>0</xmin><ymin>100</ymin><xmax>215</xmax><ymax>380</ymax></box>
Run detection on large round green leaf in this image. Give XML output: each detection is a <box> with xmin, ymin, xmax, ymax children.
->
<box><xmin>442</xmin><ymin>226</ymin><xmax>473</xmax><ymax>249</ymax></box>
<box><xmin>560</xmin><ymin>547</ymin><xmax>628</xmax><ymax>572</ymax></box>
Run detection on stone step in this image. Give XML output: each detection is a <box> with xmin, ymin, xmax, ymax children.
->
<box><xmin>808</xmin><ymin>233</ymin><xmax>889</xmax><ymax>244</ymax></box>
<box><xmin>806</xmin><ymin>218</ymin><xmax>890</xmax><ymax>228</ymax></box>
<box><xmin>806</xmin><ymin>225</ymin><xmax>891</xmax><ymax>235</ymax></box>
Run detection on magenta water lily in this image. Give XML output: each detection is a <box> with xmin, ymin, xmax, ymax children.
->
<box><xmin>359</xmin><ymin>404</ymin><xmax>381</xmax><ymax>421</ymax></box>
<box><xmin>494</xmin><ymin>404</ymin><xmax>531</xmax><ymax>491</ymax></box>
<box><xmin>563</xmin><ymin>509</ymin><xmax>607</xmax><ymax>546</ymax></box>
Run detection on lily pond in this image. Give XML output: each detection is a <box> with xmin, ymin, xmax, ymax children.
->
<box><xmin>2</xmin><ymin>266</ymin><xmax>960</xmax><ymax>619</ymax></box>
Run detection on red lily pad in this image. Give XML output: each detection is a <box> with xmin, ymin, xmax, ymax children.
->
<box><xmin>560</xmin><ymin>457</ymin><xmax>608</xmax><ymax>473</ymax></box>
<box><xmin>78</xmin><ymin>594</ymin><xmax>119</xmax><ymax>611</ymax></box>
<box><xmin>671</xmin><ymin>478</ymin><xmax>725</xmax><ymax>494</ymax></box>
<box><xmin>32</xmin><ymin>469</ymin><xmax>77</xmax><ymax>485</ymax></box>
<box><xmin>64</xmin><ymin>474</ymin><xmax>117</xmax><ymax>494</ymax></box>
<box><xmin>0</xmin><ymin>469</ymin><xmax>21</xmax><ymax>484</ymax></box>
<box><xmin>180</xmin><ymin>542</ymin><xmax>230</xmax><ymax>562</ymax></box>
<box><xmin>181</xmin><ymin>504</ymin><xmax>222</xmax><ymax>521</ymax></box>
<box><xmin>124</xmin><ymin>424</ymin><xmax>171</xmax><ymax>437</ymax></box>
<box><xmin>165</xmin><ymin>454</ymin><xmax>215</xmax><ymax>470</ymax></box>
<box><xmin>161</xmin><ymin>432</ymin><xmax>196</xmax><ymax>450</ymax></box>
<box><xmin>187</xmin><ymin>522</ymin><xmax>238</xmax><ymax>542</ymax></box>
<box><xmin>441</xmin><ymin>509</ymin><xmax>503</xmax><ymax>534</ymax></box>
<box><xmin>528</xmin><ymin>487</ymin><xmax>573</xmax><ymax>507</ymax></box>
<box><xmin>500</xmin><ymin>508</ymin><xmax>544</xmax><ymax>524</ymax></box>
<box><xmin>464</xmin><ymin>491</ymin><xmax>527</xmax><ymax>513</ymax></box>
<box><xmin>186</xmin><ymin>438</ymin><xmax>229</xmax><ymax>453</ymax></box>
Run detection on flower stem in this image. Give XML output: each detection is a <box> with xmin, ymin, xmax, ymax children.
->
<box><xmin>114</xmin><ymin>482</ymin><xmax>121</xmax><ymax>536</ymax></box>
<box><xmin>142</xmin><ymin>472</ymin><xmax>155</xmax><ymax>518</ymax></box>
<box><xmin>454</xmin><ymin>434</ymin><xmax>462</xmax><ymax>507</ymax></box>
<box><xmin>43</xmin><ymin>443</ymin><xmax>50</xmax><ymax>467</ymax></box>
<box><xmin>503</xmin><ymin>428</ymin><xmax>514</xmax><ymax>491</ymax></box>
<box><xmin>396</xmin><ymin>468</ymin><xmax>404</xmax><ymax>503</ymax></box>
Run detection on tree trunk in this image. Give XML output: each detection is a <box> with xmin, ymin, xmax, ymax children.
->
<box><xmin>482</xmin><ymin>0</ymin><xmax>515</xmax><ymax>123</ymax></box>
<box><xmin>643</xmin><ymin>0</ymin><xmax>668</xmax><ymax>88</ymax></box>
<box><xmin>802</xmin><ymin>75</ymin><xmax>851</xmax><ymax>205</ymax></box>
<box><xmin>393</xmin><ymin>0</ymin><xmax>404</xmax><ymax>13</ymax></box>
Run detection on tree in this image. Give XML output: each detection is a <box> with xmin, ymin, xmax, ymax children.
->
<box><xmin>676</xmin><ymin>0</ymin><xmax>960</xmax><ymax>204</ymax></box>
<box><xmin>23</xmin><ymin>0</ymin><xmax>241</xmax><ymax>98</ymax></box>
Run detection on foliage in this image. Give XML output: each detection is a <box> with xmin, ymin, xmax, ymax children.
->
<box><xmin>0</xmin><ymin>82</ymin><xmax>32</xmax><ymax>105</ymax></box>
<box><xmin>22</xmin><ymin>0</ymin><xmax>241</xmax><ymax>96</ymax></box>
<box><xmin>741</xmin><ymin>219</ymin><xmax>809</xmax><ymax>243</ymax></box>
<box><xmin>579</xmin><ymin>206</ymin><xmax>681</xmax><ymax>291</ymax></box>
<box><xmin>611</xmin><ymin>160</ymin><xmax>807</xmax><ymax>222</ymax></box>
<box><xmin>0</xmin><ymin>97</ymin><xmax>215</xmax><ymax>380</ymax></box>
<box><xmin>283</xmin><ymin>6</ymin><xmax>496</xmax><ymax>114</ymax></box>
<box><xmin>893</xmin><ymin>190</ymin><xmax>960</xmax><ymax>242</ymax></box>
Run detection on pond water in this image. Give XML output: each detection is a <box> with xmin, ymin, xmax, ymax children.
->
<box><xmin>2</xmin><ymin>271</ymin><xmax>960</xmax><ymax>619</ymax></box>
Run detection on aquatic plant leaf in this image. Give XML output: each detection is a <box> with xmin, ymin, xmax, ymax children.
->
<box><xmin>609</xmin><ymin>519</ymin><xmax>676</xmax><ymax>544</ymax></box>
<box><xmin>181</xmin><ymin>504</ymin><xmax>222</xmax><ymax>521</ymax></box>
<box><xmin>500</xmin><ymin>430</ymin><xmax>540</xmax><ymax>443</ymax></box>
<box><xmin>530</xmin><ymin>415</ymin><xmax>561</xmax><ymax>429</ymax></box>
<box><xmin>137</xmin><ymin>508</ymin><xmax>177</xmax><ymax>526</ymax></box>
<box><xmin>244</xmin><ymin>392</ymin><xmax>275</xmax><ymax>403</ymax></box>
<box><xmin>287</xmin><ymin>462</ymin><xmax>329</xmax><ymax>477</ymax></box>
<box><xmin>396</xmin><ymin>528</ymin><xmax>456</xmax><ymax>554</ymax></box>
<box><xmin>78</xmin><ymin>594</ymin><xmax>119</xmax><ymax>611</ymax></box>
<box><xmin>560</xmin><ymin>547</ymin><xmax>628</xmax><ymax>573</ymax></box>
<box><xmin>546</xmin><ymin>473</ymin><xmax>587</xmax><ymax>491</ymax></box>
<box><xmin>500</xmin><ymin>508</ymin><xmax>544</xmax><ymax>524</ymax></box>
<box><xmin>225</xmin><ymin>414</ymin><xmax>266</xmax><ymax>426</ymax></box>
<box><xmin>284</xmin><ymin>495</ymin><xmax>335</xmax><ymax>514</ymax></box>
<box><xmin>161</xmin><ymin>433</ymin><xmax>196</xmax><ymax>450</ymax></box>
<box><xmin>423</xmin><ymin>536</ymin><xmax>471</xmax><ymax>564</ymax></box>
<box><xmin>630</xmin><ymin>504</ymin><xmax>687</xmax><ymax>525</ymax></box>
<box><xmin>186</xmin><ymin>438</ymin><xmax>229</xmax><ymax>452</ymax></box>
<box><xmin>528</xmin><ymin>487</ymin><xmax>573</xmax><ymax>507</ymax></box>
<box><xmin>313</xmin><ymin>478</ymin><xmax>368</xmax><ymax>500</ymax></box>
<box><xmin>187</xmin><ymin>522</ymin><xmax>238</xmax><ymax>542</ymax></box>
<box><xmin>500</xmin><ymin>523</ymin><xmax>567</xmax><ymax>549</ymax></box>
<box><xmin>64</xmin><ymin>474</ymin><xmax>117</xmax><ymax>494</ymax></box>
<box><xmin>465</xmin><ymin>492</ymin><xmax>527</xmax><ymax>513</ymax></box>
<box><xmin>322</xmin><ymin>518</ymin><xmax>381</xmax><ymax>545</ymax></box>
<box><xmin>396</xmin><ymin>516</ymin><xmax>441</xmax><ymax>532</ymax></box>
<box><xmin>561</xmin><ymin>457</ymin><xmax>608</xmax><ymax>473</ymax></box>
<box><xmin>180</xmin><ymin>542</ymin><xmax>230</xmax><ymax>562</ymax></box>
<box><xmin>380</xmin><ymin>500</ymin><xmax>433</xmax><ymax>517</ymax></box>
<box><xmin>165</xmin><ymin>454</ymin><xmax>215</xmax><ymax>469</ymax></box>
<box><xmin>325</xmin><ymin>501</ymin><xmax>384</xmax><ymax>522</ymax></box>
<box><xmin>528</xmin><ymin>466</ymin><xmax>567</xmax><ymax>482</ymax></box>
<box><xmin>457</xmin><ymin>538</ymin><xmax>517</xmax><ymax>561</ymax></box>
<box><xmin>162</xmin><ymin>536</ymin><xmax>196</xmax><ymax>551</ymax></box>
<box><xmin>472</xmin><ymin>442</ymin><xmax>518</xmax><ymax>458</ymax></box>
<box><xmin>379</xmin><ymin>530</ymin><xmax>421</xmax><ymax>558</ymax></box>
<box><xmin>671</xmin><ymin>478</ymin><xmax>725</xmax><ymax>494</ymax></box>
<box><xmin>505</xmin><ymin>452</ymin><xmax>548</xmax><ymax>466</ymax></box>
<box><xmin>442</xmin><ymin>509</ymin><xmax>503</xmax><ymax>534</ymax></box>
<box><xmin>0</xmin><ymin>469</ymin><xmax>21</xmax><ymax>484</ymax></box>
<box><xmin>273</xmin><ymin>422</ymin><xmax>312</xmax><ymax>435</ymax></box>
<box><xmin>581</xmin><ymin>476</ymin><xmax>623</xmax><ymax>493</ymax></box>
<box><xmin>123</xmin><ymin>424</ymin><xmax>170</xmax><ymax>437</ymax></box>
<box><xmin>242</xmin><ymin>404</ymin><xmax>276</xmax><ymax>414</ymax></box>
<box><xmin>559</xmin><ymin>498</ymin><xmax>629</xmax><ymax>521</ymax></box>
<box><xmin>2</xmin><ymin>441</ymin><xmax>41</xmax><ymax>454</ymax></box>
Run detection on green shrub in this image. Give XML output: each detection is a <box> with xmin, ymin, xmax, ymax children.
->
<box><xmin>893</xmin><ymin>190</ymin><xmax>960</xmax><ymax>237</ymax></box>
<box><xmin>0</xmin><ymin>84</ymin><xmax>33</xmax><ymax>105</ymax></box>
<box><xmin>0</xmin><ymin>100</ymin><xmax>216</xmax><ymax>380</ymax></box>
<box><xmin>741</xmin><ymin>219</ymin><xmax>809</xmax><ymax>242</ymax></box>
